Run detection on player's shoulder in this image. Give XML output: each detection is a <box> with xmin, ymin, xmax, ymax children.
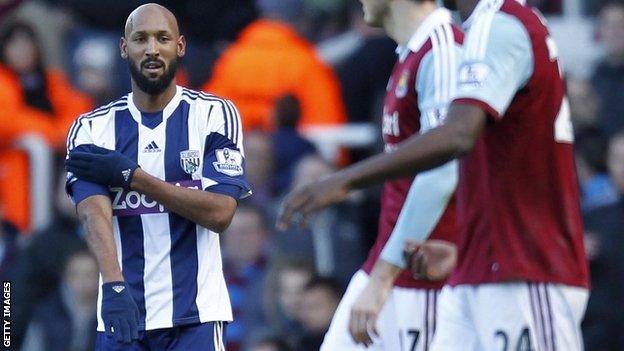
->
<box><xmin>409</xmin><ymin>8</ymin><xmax>462</xmax><ymax>55</ymax></box>
<box><xmin>180</xmin><ymin>87</ymin><xmax>241</xmax><ymax>136</ymax></box>
<box><xmin>80</xmin><ymin>94</ymin><xmax>130</xmax><ymax>120</ymax></box>
<box><xmin>472</xmin><ymin>0</ymin><xmax>543</xmax><ymax>39</ymax></box>
<box><xmin>180</xmin><ymin>87</ymin><xmax>236</xmax><ymax>109</ymax></box>
<box><xmin>71</xmin><ymin>94</ymin><xmax>130</xmax><ymax>131</ymax></box>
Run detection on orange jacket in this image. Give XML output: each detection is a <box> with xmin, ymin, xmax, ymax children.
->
<box><xmin>203</xmin><ymin>20</ymin><xmax>347</xmax><ymax>132</ymax></box>
<box><xmin>0</xmin><ymin>65</ymin><xmax>92</xmax><ymax>232</ymax></box>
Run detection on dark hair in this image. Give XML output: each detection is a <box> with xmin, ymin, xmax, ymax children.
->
<box><xmin>304</xmin><ymin>276</ymin><xmax>343</xmax><ymax>299</ymax></box>
<box><xmin>0</xmin><ymin>20</ymin><xmax>44</xmax><ymax>69</ymax></box>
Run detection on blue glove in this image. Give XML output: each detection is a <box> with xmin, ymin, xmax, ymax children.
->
<box><xmin>66</xmin><ymin>144</ymin><xmax>139</xmax><ymax>189</ymax></box>
<box><xmin>101</xmin><ymin>281</ymin><xmax>140</xmax><ymax>343</ymax></box>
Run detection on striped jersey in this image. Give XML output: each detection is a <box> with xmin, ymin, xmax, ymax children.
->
<box><xmin>65</xmin><ymin>86</ymin><xmax>252</xmax><ymax>331</ymax></box>
<box><xmin>361</xmin><ymin>8</ymin><xmax>463</xmax><ymax>289</ymax></box>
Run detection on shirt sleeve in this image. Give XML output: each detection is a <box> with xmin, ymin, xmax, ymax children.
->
<box><xmin>65</xmin><ymin>116</ymin><xmax>109</xmax><ymax>205</ymax></box>
<box><xmin>454</xmin><ymin>13</ymin><xmax>534</xmax><ymax>119</ymax></box>
<box><xmin>201</xmin><ymin>99</ymin><xmax>252</xmax><ymax>199</ymax></box>
<box><xmin>380</xmin><ymin>160</ymin><xmax>458</xmax><ymax>268</ymax></box>
<box><xmin>417</xmin><ymin>39</ymin><xmax>463</xmax><ymax>132</ymax></box>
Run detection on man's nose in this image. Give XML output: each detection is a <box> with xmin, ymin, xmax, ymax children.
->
<box><xmin>145</xmin><ymin>37</ymin><xmax>159</xmax><ymax>56</ymax></box>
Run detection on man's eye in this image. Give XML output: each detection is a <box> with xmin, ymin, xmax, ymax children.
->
<box><xmin>159</xmin><ymin>37</ymin><xmax>170</xmax><ymax>42</ymax></box>
<box><xmin>134</xmin><ymin>37</ymin><xmax>145</xmax><ymax>42</ymax></box>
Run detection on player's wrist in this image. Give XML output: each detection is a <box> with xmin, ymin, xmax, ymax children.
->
<box><xmin>127</xmin><ymin>167</ymin><xmax>145</xmax><ymax>190</ymax></box>
<box><xmin>102</xmin><ymin>270</ymin><xmax>125</xmax><ymax>284</ymax></box>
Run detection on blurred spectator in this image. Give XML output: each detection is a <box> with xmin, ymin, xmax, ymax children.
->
<box><xmin>0</xmin><ymin>20</ymin><xmax>91</xmax><ymax>231</ymax></box>
<box><xmin>245</xmin><ymin>132</ymin><xmax>276</xmax><ymax>205</ymax></box>
<box><xmin>320</xmin><ymin>2</ymin><xmax>396</xmax><ymax>125</ymax></box>
<box><xmin>270</xmin><ymin>95</ymin><xmax>316</xmax><ymax>194</ymax></box>
<box><xmin>574</xmin><ymin>127</ymin><xmax>618</xmax><ymax>211</ymax></box>
<box><xmin>295</xmin><ymin>277</ymin><xmax>341</xmax><ymax>351</ymax></box>
<box><xmin>582</xmin><ymin>131</ymin><xmax>624</xmax><ymax>350</ymax></box>
<box><xmin>0</xmin><ymin>219</ymin><xmax>20</xmax><ymax>280</ymax></box>
<box><xmin>11</xmin><ymin>170</ymin><xmax>86</xmax><ymax>349</ymax></box>
<box><xmin>0</xmin><ymin>20</ymin><xmax>92</xmax><ymax>147</ymax></box>
<box><xmin>263</xmin><ymin>257</ymin><xmax>315</xmax><ymax>346</ymax></box>
<box><xmin>22</xmin><ymin>249</ymin><xmax>98</xmax><ymax>351</ymax></box>
<box><xmin>247</xmin><ymin>334</ymin><xmax>293</xmax><ymax>351</ymax></box>
<box><xmin>223</xmin><ymin>204</ymin><xmax>271</xmax><ymax>351</ymax></box>
<box><xmin>71</xmin><ymin>38</ymin><xmax>118</xmax><ymax>106</ymax></box>
<box><xmin>592</xmin><ymin>1</ymin><xmax>624</xmax><ymax>136</ymax></box>
<box><xmin>275</xmin><ymin>155</ymin><xmax>367</xmax><ymax>284</ymax></box>
<box><xmin>567</xmin><ymin>79</ymin><xmax>599</xmax><ymax>131</ymax></box>
<box><xmin>202</xmin><ymin>9</ymin><xmax>348</xmax><ymax>132</ymax></box>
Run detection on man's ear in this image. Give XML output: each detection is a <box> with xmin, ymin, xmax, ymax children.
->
<box><xmin>177</xmin><ymin>35</ymin><xmax>186</xmax><ymax>57</ymax></box>
<box><xmin>120</xmin><ymin>37</ymin><xmax>128</xmax><ymax>59</ymax></box>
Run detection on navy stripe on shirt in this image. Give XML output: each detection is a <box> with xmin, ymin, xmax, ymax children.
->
<box><xmin>164</xmin><ymin>101</ymin><xmax>201</xmax><ymax>324</ymax></box>
<box><xmin>114</xmin><ymin>110</ymin><xmax>147</xmax><ymax>328</ymax></box>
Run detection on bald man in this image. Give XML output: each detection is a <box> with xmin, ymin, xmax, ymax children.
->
<box><xmin>65</xmin><ymin>4</ymin><xmax>251</xmax><ymax>350</ymax></box>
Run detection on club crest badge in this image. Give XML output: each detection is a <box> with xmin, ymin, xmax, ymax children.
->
<box><xmin>395</xmin><ymin>69</ymin><xmax>410</xmax><ymax>98</ymax></box>
<box><xmin>213</xmin><ymin>148</ymin><xmax>244</xmax><ymax>177</ymax></box>
<box><xmin>180</xmin><ymin>150</ymin><xmax>201</xmax><ymax>175</ymax></box>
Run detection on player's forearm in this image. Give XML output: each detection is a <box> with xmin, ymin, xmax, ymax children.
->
<box><xmin>368</xmin><ymin>259</ymin><xmax>403</xmax><ymax>289</ymax></box>
<box><xmin>130</xmin><ymin>169</ymin><xmax>237</xmax><ymax>232</ymax></box>
<box><xmin>341</xmin><ymin>104</ymin><xmax>484</xmax><ymax>191</ymax></box>
<box><xmin>380</xmin><ymin>160</ymin><xmax>458</xmax><ymax>268</ymax></box>
<box><xmin>77</xmin><ymin>195</ymin><xmax>123</xmax><ymax>283</ymax></box>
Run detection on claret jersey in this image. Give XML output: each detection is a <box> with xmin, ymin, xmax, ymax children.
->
<box><xmin>451</xmin><ymin>0</ymin><xmax>589</xmax><ymax>288</ymax></box>
<box><xmin>361</xmin><ymin>8</ymin><xmax>463</xmax><ymax>289</ymax></box>
<box><xmin>66</xmin><ymin>86</ymin><xmax>251</xmax><ymax>331</ymax></box>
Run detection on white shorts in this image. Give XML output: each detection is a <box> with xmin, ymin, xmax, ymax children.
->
<box><xmin>431</xmin><ymin>282</ymin><xmax>589</xmax><ymax>351</ymax></box>
<box><xmin>321</xmin><ymin>270</ymin><xmax>440</xmax><ymax>351</ymax></box>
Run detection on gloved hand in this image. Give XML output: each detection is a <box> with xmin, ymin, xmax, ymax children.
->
<box><xmin>66</xmin><ymin>144</ymin><xmax>139</xmax><ymax>189</ymax></box>
<box><xmin>101</xmin><ymin>281</ymin><xmax>140</xmax><ymax>343</ymax></box>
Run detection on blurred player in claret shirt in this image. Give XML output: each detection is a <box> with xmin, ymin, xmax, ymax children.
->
<box><xmin>279</xmin><ymin>0</ymin><xmax>590</xmax><ymax>349</ymax></box>
<box><xmin>279</xmin><ymin>0</ymin><xmax>463</xmax><ymax>349</ymax></box>
<box><xmin>64</xmin><ymin>3</ymin><xmax>251</xmax><ymax>350</ymax></box>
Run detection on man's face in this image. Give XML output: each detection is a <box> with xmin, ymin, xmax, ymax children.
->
<box><xmin>299</xmin><ymin>287</ymin><xmax>339</xmax><ymax>333</ymax></box>
<box><xmin>359</xmin><ymin>0</ymin><xmax>390</xmax><ymax>27</ymax></box>
<box><xmin>121</xmin><ymin>10</ymin><xmax>185</xmax><ymax>95</ymax></box>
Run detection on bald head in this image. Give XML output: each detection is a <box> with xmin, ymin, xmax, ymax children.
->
<box><xmin>125</xmin><ymin>3</ymin><xmax>179</xmax><ymax>38</ymax></box>
<box><xmin>121</xmin><ymin>3</ymin><xmax>185</xmax><ymax>97</ymax></box>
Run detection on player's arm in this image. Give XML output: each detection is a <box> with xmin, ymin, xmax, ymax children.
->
<box><xmin>130</xmin><ymin>170</ymin><xmax>237</xmax><ymax>233</ymax></box>
<box><xmin>77</xmin><ymin>195</ymin><xmax>122</xmax><ymax>282</ymax></box>
<box><xmin>66</xmin><ymin>118</ymin><xmax>139</xmax><ymax>344</ymax></box>
<box><xmin>349</xmin><ymin>41</ymin><xmax>462</xmax><ymax>345</ymax></box>
<box><xmin>66</xmin><ymin>100</ymin><xmax>250</xmax><ymax>233</ymax></box>
<box><xmin>66</xmin><ymin>119</ymin><xmax>121</xmax><ymax>281</ymax></box>
<box><xmin>278</xmin><ymin>14</ymin><xmax>533</xmax><ymax>228</ymax></box>
<box><xmin>380</xmin><ymin>160</ymin><xmax>457</xmax><ymax>269</ymax></box>
<box><xmin>277</xmin><ymin>104</ymin><xmax>484</xmax><ymax>229</ymax></box>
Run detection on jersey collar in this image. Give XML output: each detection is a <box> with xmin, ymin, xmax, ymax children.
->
<box><xmin>407</xmin><ymin>8</ymin><xmax>453</xmax><ymax>53</ymax></box>
<box><xmin>462</xmin><ymin>0</ymin><xmax>518</xmax><ymax>29</ymax></box>
<box><xmin>127</xmin><ymin>85</ymin><xmax>183</xmax><ymax>126</ymax></box>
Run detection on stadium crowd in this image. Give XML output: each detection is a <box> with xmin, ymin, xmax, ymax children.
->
<box><xmin>0</xmin><ymin>0</ymin><xmax>623</xmax><ymax>350</ymax></box>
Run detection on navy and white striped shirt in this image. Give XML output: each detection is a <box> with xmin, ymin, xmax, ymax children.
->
<box><xmin>66</xmin><ymin>86</ymin><xmax>251</xmax><ymax>331</ymax></box>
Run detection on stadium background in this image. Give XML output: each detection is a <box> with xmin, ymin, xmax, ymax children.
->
<box><xmin>0</xmin><ymin>0</ymin><xmax>622</xmax><ymax>350</ymax></box>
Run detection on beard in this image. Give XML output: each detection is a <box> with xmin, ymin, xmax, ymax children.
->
<box><xmin>128</xmin><ymin>56</ymin><xmax>178</xmax><ymax>95</ymax></box>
